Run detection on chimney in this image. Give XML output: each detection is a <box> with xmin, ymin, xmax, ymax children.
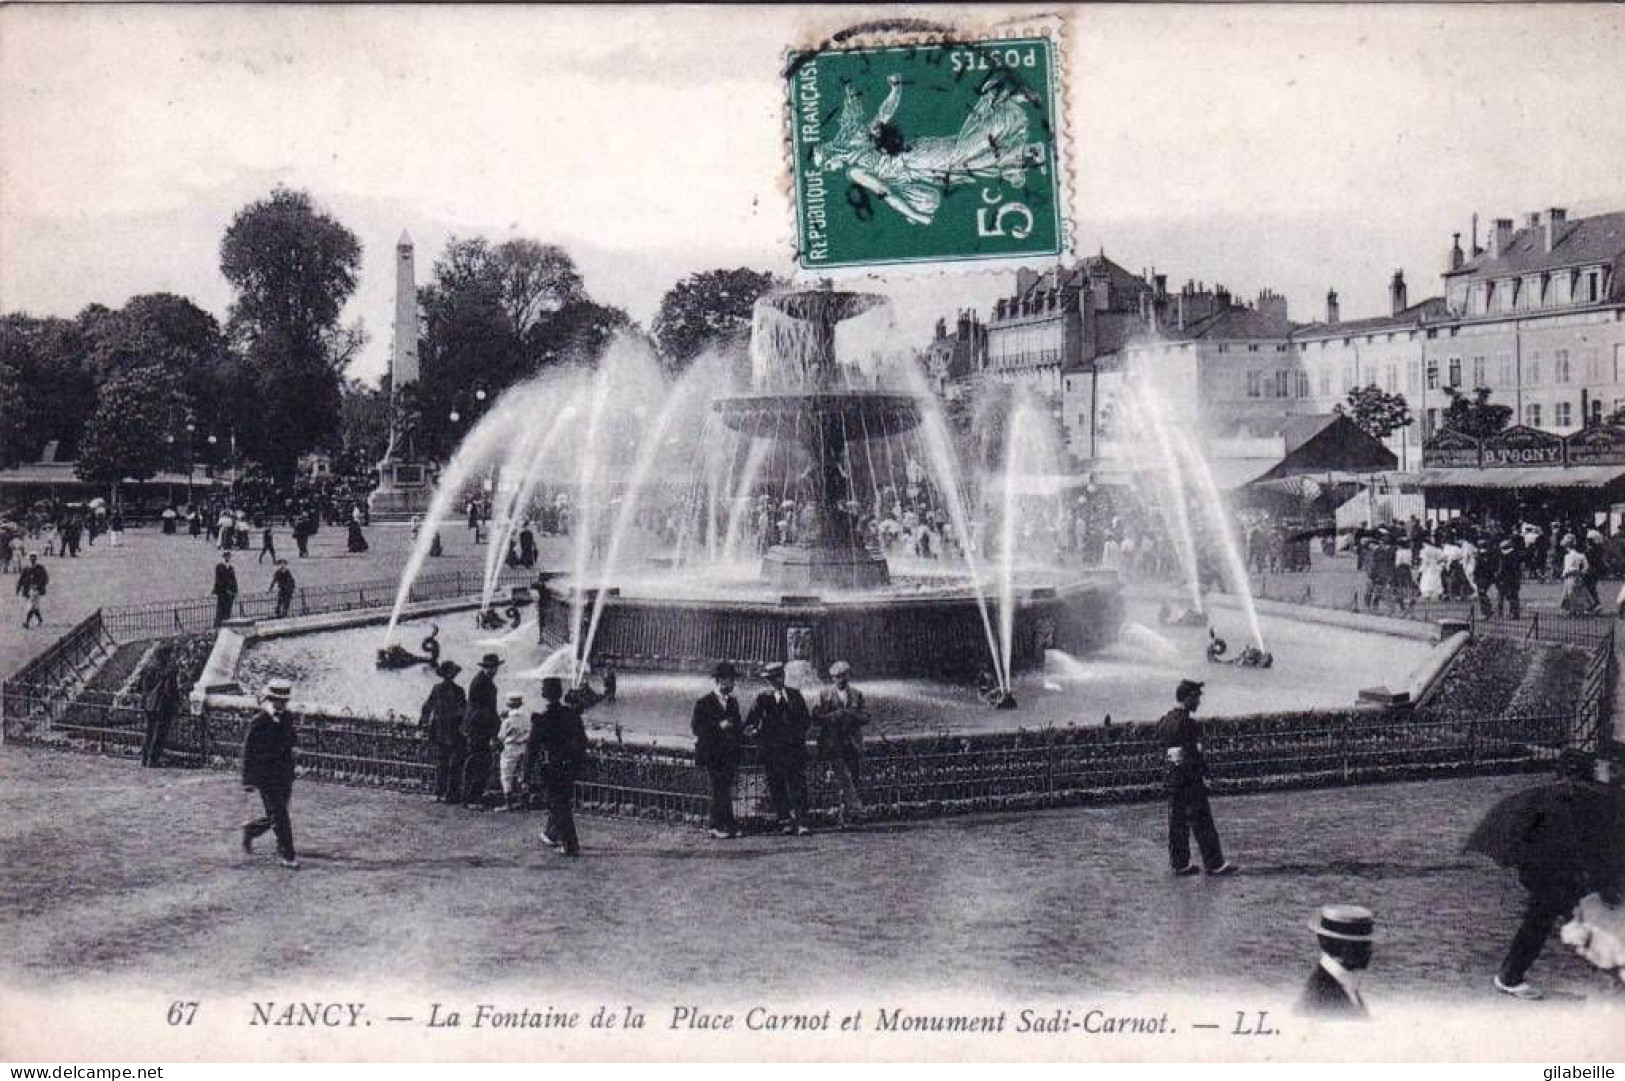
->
<box><xmin>934</xmin><ymin>317</ymin><xmax>947</xmax><ymax>341</ymax></box>
<box><xmin>1390</xmin><ymin>270</ymin><xmax>1408</xmax><ymax>315</ymax></box>
<box><xmin>956</xmin><ymin>311</ymin><xmax>972</xmax><ymax>338</ymax></box>
<box><xmin>1525</xmin><ymin>212</ymin><xmax>1541</xmax><ymax>230</ymax></box>
<box><xmin>1326</xmin><ymin>289</ymin><xmax>1341</xmax><ymax>326</ymax></box>
<box><xmin>1545</xmin><ymin>208</ymin><xmax>1568</xmax><ymax>253</ymax></box>
<box><xmin>1491</xmin><ymin>218</ymin><xmax>1514</xmax><ymax>258</ymax></box>
<box><xmin>1471</xmin><ymin>213</ymin><xmax>1481</xmax><ymax>255</ymax></box>
<box><xmin>1215</xmin><ymin>285</ymin><xmax>1231</xmax><ymax>309</ymax></box>
<box><xmin>1449</xmin><ymin>232</ymin><xmax>1465</xmax><ymax>271</ymax></box>
<box><xmin>1153</xmin><ymin>273</ymin><xmax>1167</xmax><ymax>296</ymax></box>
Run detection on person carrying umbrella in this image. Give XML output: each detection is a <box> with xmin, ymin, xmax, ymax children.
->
<box><xmin>1467</xmin><ymin>751</ymin><xmax>1625</xmax><ymax>999</ymax></box>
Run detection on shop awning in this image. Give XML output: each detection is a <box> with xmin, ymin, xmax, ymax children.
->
<box><xmin>1416</xmin><ymin>465</ymin><xmax>1625</xmax><ymax>490</ymax></box>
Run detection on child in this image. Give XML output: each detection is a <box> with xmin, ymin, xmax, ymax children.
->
<box><xmin>495</xmin><ymin>692</ymin><xmax>532</xmax><ymax>811</ymax></box>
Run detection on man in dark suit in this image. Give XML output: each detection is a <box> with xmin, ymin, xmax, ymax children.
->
<box><xmin>747</xmin><ymin>662</ymin><xmax>812</xmax><ymax>835</ymax></box>
<box><xmin>529</xmin><ymin>676</ymin><xmax>588</xmax><ymax>857</ymax></box>
<box><xmin>1296</xmin><ymin>905</ymin><xmax>1375</xmax><ymax>1019</ymax></box>
<box><xmin>461</xmin><ymin>653</ymin><xmax>502</xmax><ymax>808</ymax></box>
<box><xmin>17</xmin><ymin>553</ymin><xmax>47</xmax><ymax>628</ymax></box>
<box><xmin>419</xmin><ymin>661</ymin><xmax>467</xmax><ymax>803</ymax></box>
<box><xmin>691</xmin><ymin>661</ymin><xmax>744</xmax><ymax>839</ymax></box>
<box><xmin>212</xmin><ymin>550</ymin><xmax>239</xmax><ymax>627</ymax></box>
<box><xmin>1154</xmin><ymin>679</ymin><xmax>1237</xmax><ymax>876</ymax></box>
<box><xmin>1497</xmin><ymin>538</ymin><xmax>1523</xmax><ymax>619</ymax></box>
<box><xmin>240</xmin><ymin>679</ymin><xmax>301</xmax><ymax>869</ymax></box>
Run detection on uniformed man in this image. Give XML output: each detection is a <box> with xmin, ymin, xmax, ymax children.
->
<box><xmin>1296</xmin><ymin>905</ymin><xmax>1375</xmax><ymax>1019</ymax></box>
<box><xmin>691</xmin><ymin>661</ymin><xmax>744</xmax><ymax>839</ymax></box>
<box><xmin>240</xmin><ymin>679</ymin><xmax>301</xmax><ymax>869</ymax></box>
<box><xmin>529</xmin><ymin>676</ymin><xmax>588</xmax><ymax>856</ymax></box>
<box><xmin>1154</xmin><ymin>679</ymin><xmax>1237</xmax><ymax>877</ymax></box>
<box><xmin>747</xmin><ymin>662</ymin><xmax>812</xmax><ymax>835</ymax></box>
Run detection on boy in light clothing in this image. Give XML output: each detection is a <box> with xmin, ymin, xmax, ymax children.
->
<box><xmin>496</xmin><ymin>692</ymin><xmax>533</xmax><ymax>811</ymax></box>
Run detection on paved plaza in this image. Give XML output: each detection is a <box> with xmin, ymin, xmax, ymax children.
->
<box><xmin>0</xmin><ymin>745</ymin><xmax>1613</xmax><ymax>1005</ymax></box>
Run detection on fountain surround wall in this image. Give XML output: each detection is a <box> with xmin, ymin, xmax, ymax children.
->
<box><xmin>576</xmin><ymin>575</ymin><xmax>1123</xmax><ymax>677</ymax></box>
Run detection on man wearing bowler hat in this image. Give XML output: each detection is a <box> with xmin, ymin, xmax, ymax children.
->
<box><xmin>240</xmin><ymin>679</ymin><xmax>301</xmax><ymax>869</ymax></box>
<box><xmin>691</xmin><ymin>661</ymin><xmax>745</xmax><ymax>838</ymax></box>
<box><xmin>747</xmin><ymin>661</ymin><xmax>812</xmax><ymax>835</ymax></box>
<box><xmin>461</xmin><ymin>653</ymin><xmax>504</xmax><ymax>809</ymax></box>
<box><xmin>530</xmin><ymin>676</ymin><xmax>588</xmax><ymax>856</ymax></box>
<box><xmin>1296</xmin><ymin>905</ymin><xmax>1375</xmax><ymax>1019</ymax></box>
<box><xmin>1154</xmin><ymin>679</ymin><xmax>1237</xmax><ymax>877</ymax></box>
<box><xmin>420</xmin><ymin>660</ymin><xmax>467</xmax><ymax>803</ymax></box>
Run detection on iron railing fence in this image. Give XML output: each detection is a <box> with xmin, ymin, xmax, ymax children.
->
<box><xmin>0</xmin><ymin>609</ymin><xmax>114</xmax><ymax>730</ymax></box>
<box><xmin>100</xmin><ymin>567</ymin><xmax>535</xmax><ymax>638</ymax></box>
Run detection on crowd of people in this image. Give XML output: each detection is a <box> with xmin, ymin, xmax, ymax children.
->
<box><xmin>1352</xmin><ymin>514</ymin><xmax>1615</xmax><ymax>617</ymax></box>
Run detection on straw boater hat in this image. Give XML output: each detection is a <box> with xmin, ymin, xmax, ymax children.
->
<box><xmin>264</xmin><ymin>679</ymin><xmax>293</xmax><ymax>701</ymax></box>
<box><xmin>437</xmin><ymin>660</ymin><xmax>462</xmax><ymax>679</ymax></box>
<box><xmin>762</xmin><ymin>662</ymin><xmax>787</xmax><ymax>680</ymax></box>
<box><xmin>829</xmin><ymin>660</ymin><xmax>852</xmax><ymax>677</ymax></box>
<box><xmin>1309</xmin><ymin>904</ymin><xmax>1376</xmax><ymax>942</ymax></box>
<box><xmin>479</xmin><ymin>652</ymin><xmax>504</xmax><ymax>669</ymax></box>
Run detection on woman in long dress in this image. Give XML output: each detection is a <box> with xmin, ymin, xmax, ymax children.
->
<box><xmin>1417</xmin><ymin>536</ymin><xmax>1445</xmax><ymax>600</ymax></box>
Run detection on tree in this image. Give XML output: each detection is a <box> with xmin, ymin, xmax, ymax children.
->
<box><xmin>652</xmin><ymin>268</ymin><xmax>780</xmax><ymax>376</ymax></box>
<box><xmin>416</xmin><ymin>235</ymin><xmax>626</xmax><ymax>460</ymax></box>
<box><xmin>334</xmin><ymin>378</ymin><xmax>392</xmax><ymax>479</ymax></box>
<box><xmin>75</xmin><ymin>365</ymin><xmax>183</xmax><ymax>492</ymax></box>
<box><xmin>1341</xmin><ymin>384</ymin><xmax>1413</xmax><ymax>441</ymax></box>
<box><xmin>1440</xmin><ymin>385</ymin><xmax>1514</xmax><ymax>439</ymax></box>
<box><xmin>220</xmin><ymin>187</ymin><xmax>362</xmax><ymax>480</ymax></box>
<box><xmin>0</xmin><ymin>314</ymin><xmax>97</xmax><ymax>464</ymax></box>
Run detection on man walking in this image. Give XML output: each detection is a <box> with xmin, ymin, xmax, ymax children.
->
<box><xmin>240</xmin><ymin>679</ymin><xmax>301</xmax><ymax>869</ymax></box>
<box><xmin>213</xmin><ymin>550</ymin><xmax>239</xmax><ymax>627</ymax></box>
<box><xmin>460</xmin><ymin>652</ymin><xmax>502</xmax><ymax>808</ymax></box>
<box><xmin>1155</xmin><ymin>679</ymin><xmax>1237</xmax><ymax>877</ymax></box>
<box><xmin>419</xmin><ymin>661</ymin><xmax>467</xmax><ymax>803</ymax></box>
<box><xmin>691</xmin><ymin>661</ymin><xmax>744</xmax><ymax>839</ymax></box>
<box><xmin>268</xmin><ymin>559</ymin><xmax>297</xmax><ymax>618</ymax></box>
<box><xmin>258</xmin><ymin>522</ymin><xmax>277</xmax><ymax>565</ymax></box>
<box><xmin>16</xmin><ymin>553</ymin><xmax>47</xmax><ymax>629</ymax></box>
<box><xmin>815</xmin><ymin>659</ymin><xmax>869</xmax><ymax>828</ymax></box>
<box><xmin>140</xmin><ymin>644</ymin><xmax>182</xmax><ymax>768</ymax></box>
<box><xmin>530</xmin><ymin>676</ymin><xmax>589</xmax><ymax>856</ymax></box>
<box><xmin>747</xmin><ymin>662</ymin><xmax>812</xmax><ymax>835</ymax></box>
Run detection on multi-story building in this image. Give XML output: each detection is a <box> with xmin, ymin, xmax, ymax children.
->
<box><xmin>1104</xmin><ymin>283</ymin><xmax>1304</xmax><ymax>445</ymax></box>
<box><xmin>982</xmin><ymin>254</ymin><xmax>1163</xmax><ymax>398</ymax></box>
<box><xmin>1296</xmin><ymin>207</ymin><xmax>1625</xmax><ymax>465</ymax></box>
<box><xmin>920</xmin><ymin>311</ymin><xmax>987</xmax><ymax>403</ymax></box>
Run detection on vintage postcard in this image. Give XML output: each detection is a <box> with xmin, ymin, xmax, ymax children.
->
<box><xmin>2</xmin><ymin>2</ymin><xmax>1624</xmax><ymax>1066</ymax></box>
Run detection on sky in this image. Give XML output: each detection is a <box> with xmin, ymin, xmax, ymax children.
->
<box><xmin>2</xmin><ymin>4</ymin><xmax>1623</xmax><ymax>382</ymax></box>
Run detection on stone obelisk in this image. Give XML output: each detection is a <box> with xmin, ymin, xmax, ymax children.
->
<box><xmin>368</xmin><ymin>230</ymin><xmax>431</xmax><ymax>517</ymax></box>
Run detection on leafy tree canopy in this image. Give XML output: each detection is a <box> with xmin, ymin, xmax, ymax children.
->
<box><xmin>1440</xmin><ymin>385</ymin><xmax>1513</xmax><ymax>439</ymax></box>
<box><xmin>652</xmin><ymin>268</ymin><xmax>780</xmax><ymax>376</ymax></box>
<box><xmin>1340</xmin><ymin>384</ymin><xmax>1413</xmax><ymax>441</ymax></box>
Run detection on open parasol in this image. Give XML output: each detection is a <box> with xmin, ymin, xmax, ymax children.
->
<box><xmin>1465</xmin><ymin>775</ymin><xmax>1625</xmax><ymax>901</ymax></box>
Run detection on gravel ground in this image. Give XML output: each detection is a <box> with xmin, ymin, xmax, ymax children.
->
<box><xmin>1</xmin><ymin>745</ymin><xmax>1616</xmax><ymax>1005</ymax></box>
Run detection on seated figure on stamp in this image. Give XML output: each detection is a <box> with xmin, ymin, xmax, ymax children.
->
<box><xmin>814</xmin><ymin>73</ymin><xmax>1047</xmax><ymax>227</ymax></box>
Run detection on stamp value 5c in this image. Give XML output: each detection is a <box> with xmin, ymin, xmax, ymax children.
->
<box><xmin>787</xmin><ymin>35</ymin><xmax>1068</xmax><ymax>272</ymax></box>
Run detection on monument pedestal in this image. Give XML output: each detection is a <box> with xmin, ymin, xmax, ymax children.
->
<box><xmin>368</xmin><ymin>457</ymin><xmax>433</xmax><ymax>519</ymax></box>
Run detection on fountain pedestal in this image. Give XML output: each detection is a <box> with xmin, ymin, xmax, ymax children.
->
<box><xmin>761</xmin><ymin>544</ymin><xmax>889</xmax><ymax>589</ymax></box>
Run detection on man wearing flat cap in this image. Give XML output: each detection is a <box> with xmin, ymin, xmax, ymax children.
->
<box><xmin>1297</xmin><ymin>905</ymin><xmax>1375</xmax><ymax>1019</ymax></box>
<box><xmin>240</xmin><ymin>679</ymin><xmax>301</xmax><ymax>869</ymax></box>
<box><xmin>1154</xmin><ymin>679</ymin><xmax>1236</xmax><ymax>876</ymax></box>
<box><xmin>747</xmin><ymin>661</ymin><xmax>812</xmax><ymax>835</ymax></box>
<box><xmin>461</xmin><ymin>652</ymin><xmax>504</xmax><ymax>809</ymax></box>
<box><xmin>529</xmin><ymin>675</ymin><xmax>588</xmax><ymax>856</ymax></box>
<box><xmin>420</xmin><ymin>660</ymin><xmax>467</xmax><ymax>803</ymax></box>
<box><xmin>815</xmin><ymin>659</ymin><xmax>869</xmax><ymax>829</ymax></box>
<box><xmin>692</xmin><ymin>661</ymin><xmax>745</xmax><ymax>838</ymax></box>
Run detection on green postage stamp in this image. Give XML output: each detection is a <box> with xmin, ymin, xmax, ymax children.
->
<box><xmin>787</xmin><ymin>30</ymin><xmax>1069</xmax><ymax>272</ymax></box>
